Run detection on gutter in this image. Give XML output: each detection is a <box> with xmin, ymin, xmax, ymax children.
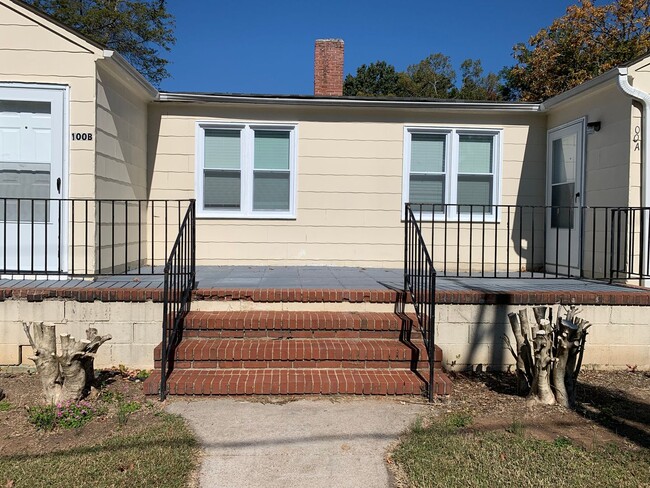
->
<box><xmin>158</xmin><ymin>92</ymin><xmax>541</xmax><ymax>112</ymax></box>
<box><xmin>617</xmin><ymin>67</ymin><xmax>650</xmax><ymax>283</ymax></box>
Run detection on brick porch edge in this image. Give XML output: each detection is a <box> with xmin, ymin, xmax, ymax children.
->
<box><xmin>0</xmin><ymin>287</ymin><xmax>648</xmax><ymax>305</ymax></box>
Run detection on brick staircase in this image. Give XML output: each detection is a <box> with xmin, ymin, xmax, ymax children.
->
<box><xmin>144</xmin><ymin>309</ymin><xmax>451</xmax><ymax>397</ymax></box>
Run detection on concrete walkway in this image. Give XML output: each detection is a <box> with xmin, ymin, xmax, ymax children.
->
<box><xmin>167</xmin><ymin>398</ymin><xmax>424</xmax><ymax>488</ymax></box>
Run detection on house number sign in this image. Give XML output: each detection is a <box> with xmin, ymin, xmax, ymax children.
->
<box><xmin>634</xmin><ymin>126</ymin><xmax>641</xmax><ymax>151</ymax></box>
<box><xmin>71</xmin><ymin>132</ymin><xmax>93</xmax><ymax>141</ymax></box>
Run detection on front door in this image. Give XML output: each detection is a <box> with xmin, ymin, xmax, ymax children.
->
<box><xmin>0</xmin><ymin>85</ymin><xmax>65</xmax><ymax>275</ymax></box>
<box><xmin>546</xmin><ymin>119</ymin><xmax>584</xmax><ymax>276</ymax></box>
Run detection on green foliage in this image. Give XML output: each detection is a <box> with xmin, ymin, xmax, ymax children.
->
<box><xmin>28</xmin><ymin>400</ymin><xmax>95</xmax><ymax>430</ymax></box>
<box><xmin>24</xmin><ymin>0</ymin><xmax>175</xmax><ymax>85</ymax></box>
<box><xmin>344</xmin><ymin>53</ymin><xmax>505</xmax><ymax>100</ymax></box>
<box><xmin>117</xmin><ymin>400</ymin><xmax>142</xmax><ymax>426</ymax></box>
<box><xmin>506</xmin><ymin>419</ymin><xmax>526</xmax><ymax>436</ymax></box>
<box><xmin>56</xmin><ymin>399</ymin><xmax>95</xmax><ymax>428</ymax></box>
<box><xmin>446</xmin><ymin>412</ymin><xmax>473</xmax><ymax>428</ymax></box>
<box><xmin>135</xmin><ymin>369</ymin><xmax>151</xmax><ymax>381</ymax></box>
<box><xmin>28</xmin><ymin>404</ymin><xmax>57</xmax><ymax>430</ymax></box>
<box><xmin>343</xmin><ymin>61</ymin><xmax>400</xmax><ymax>96</ymax></box>
<box><xmin>402</xmin><ymin>53</ymin><xmax>457</xmax><ymax>98</ymax></box>
<box><xmin>554</xmin><ymin>436</ymin><xmax>573</xmax><ymax>448</ymax></box>
<box><xmin>0</xmin><ymin>400</ymin><xmax>12</xmax><ymax>411</ymax></box>
<box><xmin>506</xmin><ymin>0</ymin><xmax>650</xmax><ymax>101</ymax></box>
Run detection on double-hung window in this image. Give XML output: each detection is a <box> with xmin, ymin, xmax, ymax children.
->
<box><xmin>197</xmin><ymin>123</ymin><xmax>296</xmax><ymax>218</ymax></box>
<box><xmin>403</xmin><ymin>127</ymin><xmax>501</xmax><ymax>220</ymax></box>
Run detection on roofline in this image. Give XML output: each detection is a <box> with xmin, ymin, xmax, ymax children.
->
<box><xmin>540</xmin><ymin>67</ymin><xmax>622</xmax><ymax>110</ymax></box>
<box><xmin>158</xmin><ymin>92</ymin><xmax>541</xmax><ymax>112</ymax></box>
<box><xmin>100</xmin><ymin>50</ymin><xmax>158</xmax><ymax>99</ymax></box>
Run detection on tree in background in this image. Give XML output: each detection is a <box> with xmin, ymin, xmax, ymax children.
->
<box><xmin>506</xmin><ymin>0</ymin><xmax>650</xmax><ymax>101</ymax></box>
<box><xmin>343</xmin><ymin>53</ymin><xmax>504</xmax><ymax>100</ymax></box>
<box><xmin>400</xmin><ymin>53</ymin><xmax>457</xmax><ymax>98</ymax></box>
<box><xmin>457</xmin><ymin>59</ymin><xmax>502</xmax><ymax>101</ymax></box>
<box><xmin>25</xmin><ymin>0</ymin><xmax>175</xmax><ymax>85</ymax></box>
<box><xmin>343</xmin><ymin>61</ymin><xmax>400</xmax><ymax>96</ymax></box>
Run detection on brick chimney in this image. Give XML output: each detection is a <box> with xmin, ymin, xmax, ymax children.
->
<box><xmin>314</xmin><ymin>39</ymin><xmax>344</xmax><ymax>96</ymax></box>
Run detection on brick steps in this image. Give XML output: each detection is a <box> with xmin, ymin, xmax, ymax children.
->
<box><xmin>182</xmin><ymin>311</ymin><xmax>412</xmax><ymax>339</ymax></box>
<box><xmin>144</xmin><ymin>369</ymin><xmax>452</xmax><ymax>396</ymax></box>
<box><xmin>154</xmin><ymin>338</ymin><xmax>437</xmax><ymax>370</ymax></box>
<box><xmin>147</xmin><ymin>309</ymin><xmax>452</xmax><ymax>398</ymax></box>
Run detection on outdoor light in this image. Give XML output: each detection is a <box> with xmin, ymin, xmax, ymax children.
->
<box><xmin>586</xmin><ymin>121</ymin><xmax>601</xmax><ymax>134</ymax></box>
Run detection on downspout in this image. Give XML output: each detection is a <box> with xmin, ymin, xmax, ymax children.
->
<box><xmin>617</xmin><ymin>67</ymin><xmax>650</xmax><ymax>285</ymax></box>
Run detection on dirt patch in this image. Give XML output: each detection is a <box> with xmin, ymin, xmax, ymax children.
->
<box><xmin>436</xmin><ymin>369</ymin><xmax>650</xmax><ymax>450</ymax></box>
<box><xmin>0</xmin><ymin>370</ymin><xmax>160</xmax><ymax>457</ymax></box>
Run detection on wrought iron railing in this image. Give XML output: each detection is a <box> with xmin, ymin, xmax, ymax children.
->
<box><xmin>406</xmin><ymin>203</ymin><xmax>650</xmax><ymax>283</ymax></box>
<box><xmin>159</xmin><ymin>200</ymin><xmax>196</xmax><ymax>401</ymax></box>
<box><xmin>404</xmin><ymin>203</ymin><xmax>437</xmax><ymax>402</ymax></box>
<box><xmin>0</xmin><ymin>198</ymin><xmax>192</xmax><ymax>276</ymax></box>
<box><xmin>610</xmin><ymin>207</ymin><xmax>650</xmax><ymax>285</ymax></box>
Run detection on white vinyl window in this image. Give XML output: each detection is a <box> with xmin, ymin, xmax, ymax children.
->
<box><xmin>403</xmin><ymin>127</ymin><xmax>502</xmax><ymax>220</ymax></box>
<box><xmin>196</xmin><ymin>123</ymin><xmax>297</xmax><ymax>218</ymax></box>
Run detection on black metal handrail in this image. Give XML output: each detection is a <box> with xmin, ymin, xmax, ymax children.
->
<box><xmin>407</xmin><ymin>203</ymin><xmax>650</xmax><ymax>283</ymax></box>
<box><xmin>404</xmin><ymin>203</ymin><xmax>437</xmax><ymax>402</ymax></box>
<box><xmin>0</xmin><ymin>198</ymin><xmax>193</xmax><ymax>276</ymax></box>
<box><xmin>160</xmin><ymin>199</ymin><xmax>196</xmax><ymax>400</ymax></box>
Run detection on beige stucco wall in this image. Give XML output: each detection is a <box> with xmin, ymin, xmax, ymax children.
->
<box><xmin>148</xmin><ymin>103</ymin><xmax>546</xmax><ymax>269</ymax></box>
<box><xmin>0</xmin><ymin>298</ymin><xmax>647</xmax><ymax>371</ymax></box>
<box><xmin>0</xmin><ymin>0</ymin><xmax>101</xmax><ymax>200</ymax></box>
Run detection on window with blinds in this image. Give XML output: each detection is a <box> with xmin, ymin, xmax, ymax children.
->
<box><xmin>457</xmin><ymin>134</ymin><xmax>494</xmax><ymax>212</ymax></box>
<box><xmin>404</xmin><ymin>128</ymin><xmax>501</xmax><ymax>220</ymax></box>
<box><xmin>203</xmin><ymin>129</ymin><xmax>241</xmax><ymax>209</ymax></box>
<box><xmin>408</xmin><ymin>133</ymin><xmax>446</xmax><ymax>214</ymax></box>
<box><xmin>198</xmin><ymin>124</ymin><xmax>296</xmax><ymax>218</ymax></box>
<box><xmin>253</xmin><ymin>130</ymin><xmax>290</xmax><ymax>211</ymax></box>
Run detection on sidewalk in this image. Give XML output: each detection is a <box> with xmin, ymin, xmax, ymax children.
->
<box><xmin>166</xmin><ymin>397</ymin><xmax>424</xmax><ymax>488</ymax></box>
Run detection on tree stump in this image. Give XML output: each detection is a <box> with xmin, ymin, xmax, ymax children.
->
<box><xmin>23</xmin><ymin>322</ymin><xmax>111</xmax><ymax>405</ymax></box>
<box><xmin>505</xmin><ymin>306</ymin><xmax>591</xmax><ymax>408</ymax></box>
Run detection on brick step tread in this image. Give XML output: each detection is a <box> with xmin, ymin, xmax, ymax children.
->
<box><xmin>157</xmin><ymin>358</ymin><xmax>436</xmax><ymax>370</ymax></box>
<box><xmin>183</xmin><ymin>311</ymin><xmax>414</xmax><ymax>331</ymax></box>
<box><xmin>155</xmin><ymin>338</ymin><xmax>442</xmax><ymax>363</ymax></box>
<box><xmin>144</xmin><ymin>369</ymin><xmax>452</xmax><ymax>396</ymax></box>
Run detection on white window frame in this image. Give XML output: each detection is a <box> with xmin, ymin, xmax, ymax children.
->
<box><xmin>195</xmin><ymin>121</ymin><xmax>298</xmax><ymax>219</ymax></box>
<box><xmin>402</xmin><ymin>126</ymin><xmax>503</xmax><ymax>222</ymax></box>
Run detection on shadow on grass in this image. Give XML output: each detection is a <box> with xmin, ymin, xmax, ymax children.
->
<box><xmin>470</xmin><ymin>371</ymin><xmax>650</xmax><ymax>449</ymax></box>
<box><xmin>0</xmin><ymin>430</ymin><xmax>196</xmax><ymax>463</ymax></box>
<box><xmin>575</xmin><ymin>381</ymin><xmax>650</xmax><ymax>449</ymax></box>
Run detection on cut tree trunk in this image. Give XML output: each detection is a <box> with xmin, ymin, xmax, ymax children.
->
<box><xmin>505</xmin><ymin>306</ymin><xmax>591</xmax><ymax>409</ymax></box>
<box><xmin>23</xmin><ymin>322</ymin><xmax>111</xmax><ymax>404</ymax></box>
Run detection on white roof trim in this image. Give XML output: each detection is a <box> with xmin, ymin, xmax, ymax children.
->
<box><xmin>100</xmin><ymin>50</ymin><xmax>158</xmax><ymax>99</ymax></box>
<box><xmin>540</xmin><ymin>68</ymin><xmax>622</xmax><ymax>110</ymax></box>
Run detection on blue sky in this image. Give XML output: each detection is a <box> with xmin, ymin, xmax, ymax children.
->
<box><xmin>161</xmin><ymin>0</ymin><xmax>578</xmax><ymax>95</ymax></box>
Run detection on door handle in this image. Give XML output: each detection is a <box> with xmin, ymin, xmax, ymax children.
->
<box><xmin>574</xmin><ymin>191</ymin><xmax>580</xmax><ymax>202</ymax></box>
<box><xmin>56</xmin><ymin>177</ymin><xmax>61</xmax><ymax>194</ymax></box>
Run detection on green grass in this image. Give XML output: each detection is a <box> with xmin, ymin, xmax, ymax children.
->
<box><xmin>393</xmin><ymin>414</ymin><xmax>650</xmax><ymax>488</ymax></box>
<box><xmin>0</xmin><ymin>400</ymin><xmax>12</xmax><ymax>412</ymax></box>
<box><xmin>0</xmin><ymin>413</ymin><xmax>198</xmax><ymax>488</ymax></box>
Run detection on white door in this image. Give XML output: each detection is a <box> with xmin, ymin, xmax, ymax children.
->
<box><xmin>546</xmin><ymin>119</ymin><xmax>584</xmax><ymax>276</ymax></box>
<box><xmin>0</xmin><ymin>86</ymin><xmax>66</xmax><ymax>275</ymax></box>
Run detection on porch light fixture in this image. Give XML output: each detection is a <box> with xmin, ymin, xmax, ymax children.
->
<box><xmin>586</xmin><ymin>121</ymin><xmax>601</xmax><ymax>134</ymax></box>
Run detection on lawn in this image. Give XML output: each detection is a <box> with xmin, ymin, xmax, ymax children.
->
<box><xmin>0</xmin><ymin>371</ymin><xmax>199</xmax><ymax>488</ymax></box>
<box><xmin>390</xmin><ymin>370</ymin><xmax>650</xmax><ymax>488</ymax></box>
